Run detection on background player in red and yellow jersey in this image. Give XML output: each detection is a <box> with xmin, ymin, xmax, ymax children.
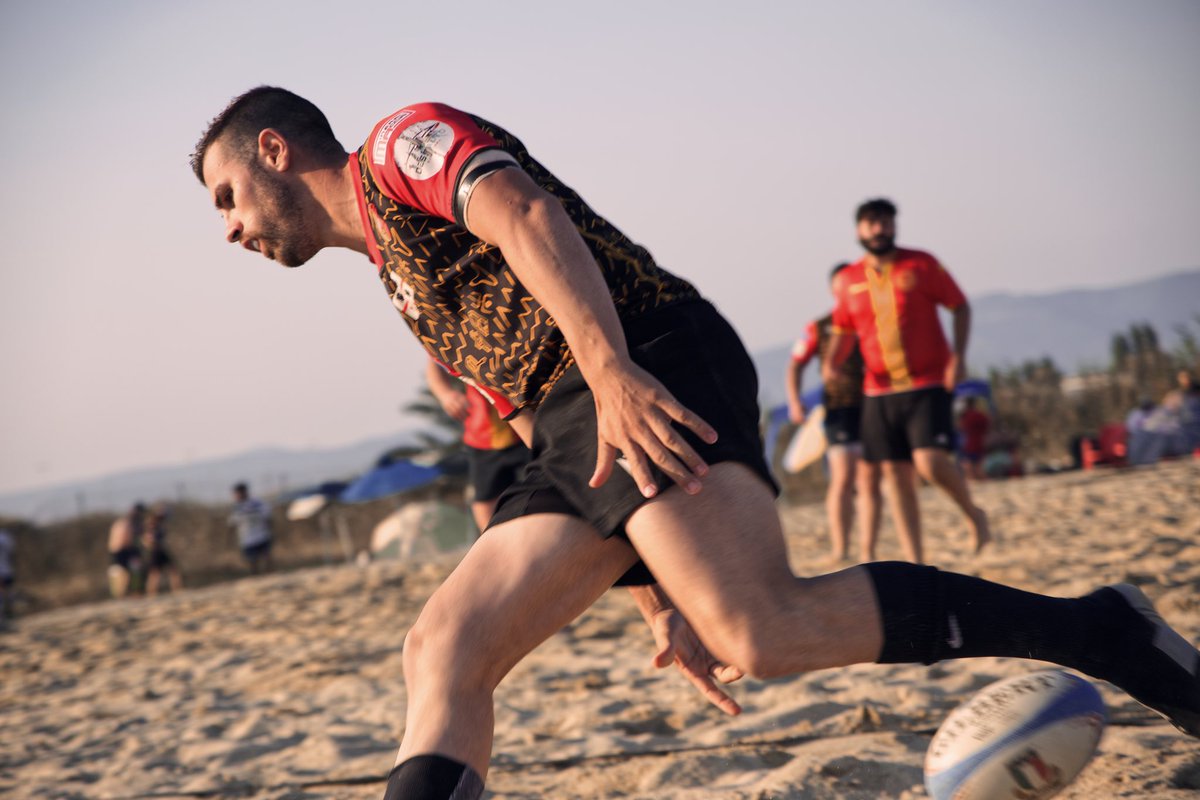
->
<box><xmin>824</xmin><ymin>199</ymin><xmax>990</xmax><ymax>562</ymax></box>
<box><xmin>786</xmin><ymin>263</ymin><xmax>882</xmax><ymax>564</ymax></box>
<box><xmin>426</xmin><ymin>360</ymin><xmax>529</xmax><ymax>534</ymax></box>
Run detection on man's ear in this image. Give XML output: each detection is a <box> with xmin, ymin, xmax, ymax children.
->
<box><xmin>257</xmin><ymin>128</ymin><xmax>290</xmax><ymax>172</ymax></box>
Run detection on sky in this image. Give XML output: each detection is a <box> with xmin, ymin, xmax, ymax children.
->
<box><xmin>1</xmin><ymin>0</ymin><xmax>1198</xmax><ymax>495</ymax></box>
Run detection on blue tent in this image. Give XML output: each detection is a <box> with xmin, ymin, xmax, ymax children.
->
<box><xmin>339</xmin><ymin>458</ymin><xmax>443</xmax><ymax>504</ymax></box>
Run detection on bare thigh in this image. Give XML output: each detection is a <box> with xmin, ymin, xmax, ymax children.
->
<box><xmin>624</xmin><ymin>463</ymin><xmax>882</xmax><ymax>676</ymax></box>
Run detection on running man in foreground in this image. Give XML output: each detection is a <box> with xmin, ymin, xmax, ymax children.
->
<box><xmin>191</xmin><ymin>87</ymin><xmax>1200</xmax><ymax>800</ymax></box>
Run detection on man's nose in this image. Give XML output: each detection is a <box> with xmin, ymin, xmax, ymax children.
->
<box><xmin>225</xmin><ymin>216</ymin><xmax>243</xmax><ymax>244</ymax></box>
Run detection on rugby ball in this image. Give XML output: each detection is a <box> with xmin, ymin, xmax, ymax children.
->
<box><xmin>924</xmin><ymin>670</ymin><xmax>1105</xmax><ymax>800</ymax></box>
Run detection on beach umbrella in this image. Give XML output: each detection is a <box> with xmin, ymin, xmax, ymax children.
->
<box><xmin>339</xmin><ymin>458</ymin><xmax>443</xmax><ymax>504</ymax></box>
<box><xmin>285</xmin><ymin>480</ymin><xmax>349</xmax><ymax>521</ymax></box>
<box><xmin>955</xmin><ymin>378</ymin><xmax>992</xmax><ymax>401</ymax></box>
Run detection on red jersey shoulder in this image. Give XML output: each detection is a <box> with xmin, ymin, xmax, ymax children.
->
<box><xmin>366</xmin><ymin>102</ymin><xmax>501</xmax><ymax>221</ymax></box>
<box><xmin>899</xmin><ymin>248</ymin><xmax>966</xmax><ymax>307</ymax></box>
<box><xmin>791</xmin><ymin>319</ymin><xmax>820</xmax><ymax>362</ymax></box>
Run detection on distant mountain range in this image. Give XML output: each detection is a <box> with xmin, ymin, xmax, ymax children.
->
<box><xmin>754</xmin><ymin>268</ymin><xmax>1200</xmax><ymax>407</ymax></box>
<box><xmin>4</xmin><ymin>270</ymin><xmax>1196</xmax><ymax>525</ymax></box>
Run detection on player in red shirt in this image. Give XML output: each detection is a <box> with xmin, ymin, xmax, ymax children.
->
<box><xmin>426</xmin><ymin>359</ymin><xmax>529</xmax><ymax>534</ymax></box>
<box><xmin>786</xmin><ymin>263</ymin><xmax>882</xmax><ymax>563</ymax></box>
<box><xmin>193</xmin><ymin>90</ymin><xmax>1199</xmax><ymax>798</ymax></box>
<box><xmin>825</xmin><ymin>199</ymin><xmax>990</xmax><ymax>562</ymax></box>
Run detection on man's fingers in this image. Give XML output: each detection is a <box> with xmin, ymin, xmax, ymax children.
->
<box><xmin>684</xmin><ymin>670</ymin><xmax>742</xmax><ymax>716</ymax></box>
<box><xmin>621</xmin><ymin>446</ymin><xmax>660</xmax><ymax>499</ymax></box>
<box><xmin>659</xmin><ymin>397</ymin><xmax>717</xmax><ymax>445</ymax></box>
<box><xmin>632</xmin><ymin>425</ymin><xmax>703</xmax><ymax>494</ymax></box>
<box><xmin>650</xmin><ymin>617</ymin><xmax>675</xmax><ymax>668</ymax></box>
<box><xmin>647</xmin><ymin>415</ymin><xmax>709</xmax><ymax>480</ymax></box>
<box><xmin>589</xmin><ymin>442</ymin><xmax>616</xmax><ymax>489</ymax></box>
<box><xmin>712</xmin><ymin>664</ymin><xmax>745</xmax><ymax>684</ymax></box>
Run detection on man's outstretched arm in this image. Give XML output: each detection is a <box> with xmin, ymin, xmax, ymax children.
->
<box><xmin>463</xmin><ymin>167</ymin><xmax>717</xmax><ymax>497</ymax></box>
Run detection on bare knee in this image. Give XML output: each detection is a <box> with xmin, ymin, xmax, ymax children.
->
<box><xmin>701</xmin><ymin>580</ymin><xmax>832</xmax><ymax>679</ymax></box>
<box><xmin>403</xmin><ymin>602</ymin><xmax>498</xmax><ymax>694</ymax></box>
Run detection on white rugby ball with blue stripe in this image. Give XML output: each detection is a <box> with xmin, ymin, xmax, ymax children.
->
<box><xmin>924</xmin><ymin>670</ymin><xmax>1106</xmax><ymax>800</ymax></box>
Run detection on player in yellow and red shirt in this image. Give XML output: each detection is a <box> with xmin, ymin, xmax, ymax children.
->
<box><xmin>426</xmin><ymin>359</ymin><xmax>529</xmax><ymax>534</ymax></box>
<box><xmin>825</xmin><ymin>199</ymin><xmax>990</xmax><ymax>563</ymax></box>
<box><xmin>194</xmin><ymin>91</ymin><xmax>1200</xmax><ymax>799</ymax></box>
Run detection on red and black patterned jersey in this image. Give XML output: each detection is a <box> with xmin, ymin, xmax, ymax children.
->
<box><xmin>351</xmin><ymin>102</ymin><xmax>700</xmax><ymax>415</ymax></box>
<box><xmin>791</xmin><ymin>313</ymin><xmax>864</xmax><ymax>410</ymax></box>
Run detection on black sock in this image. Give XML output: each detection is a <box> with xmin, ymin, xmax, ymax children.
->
<box><xmin>863</xmin><ymin>561</ymin><xmax>1200</xmax><ymax>733</ymax></box>
<box><xmin>383</xmin><ymin>754</ymin><xmax>484</xmax><ymax>800</ymax></box>
<box><xmin>864</xmin><ymin>561</ymin><xmax>1088</xmax><ymax>666</ymax></box>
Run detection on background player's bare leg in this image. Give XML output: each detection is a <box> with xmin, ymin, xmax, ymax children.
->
<box><xmin>912</xmin><ymin>447</ymin><xmax>991</xmax><ymax>553</ymax></box>
<box><xmin>880</xmin><ymin>460</ymin><xmax>922</xmax><ymax>563</ymax></box>
<box><xmin>824</xmin><ymin>446</ymin><xmax>856</xmax><ymax>561</ymax></box>
<box><xmin>855</xmin><ymin>459</ymin><xmax>882</xmax><ymax>561</ymax></box>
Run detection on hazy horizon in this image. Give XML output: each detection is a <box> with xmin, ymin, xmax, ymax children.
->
<box><xmin>2</xmin><ymin>1</ymin><xmax>1198</xmax><ymax>495</ymax></box>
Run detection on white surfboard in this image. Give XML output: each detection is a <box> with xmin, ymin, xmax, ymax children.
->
<box><xmin>783</xmin><ymin>404</ymin><xmax>827</xmax><ymax>473</ymax></box>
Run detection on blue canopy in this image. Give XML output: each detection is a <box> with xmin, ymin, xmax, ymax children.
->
<box><xmin>339</xmin><ymin>459</ymin><xmax>443</xmax><ymax>504</ymax></box>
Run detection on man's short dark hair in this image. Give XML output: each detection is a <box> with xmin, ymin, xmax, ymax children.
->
<box><xmin>829</xmin><ymin>261</ymin><xmax>851</xmax><ymax>281</ymax></box>
<box><xmin>855</xmin><ymin>198</ymin><xmax>897</xmax><ymax>222</ymax></box>
<box><xmin>190</xmin><ymin>86</ymin><xmax>345</xmax><ymax>183</ymax></box>
<box><xmin>233</xmin><ymin>482</ymin><xmax>248</xmax><ymax>496</ymax></box>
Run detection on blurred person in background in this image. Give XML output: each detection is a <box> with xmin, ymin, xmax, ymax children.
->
<box><xmin>143</xmin><ymin>505</ymin><xmax>183</xmax><ymax>595</ymax></box>
<box><xmin>785</xmin><ymin>263</ymin><xmax>881</xmax><ymax>563</ymax></box>
<box><xmin>0</xmin><ymin>527</ymin><xmax>15</xmax><ymax>621</ymax></box>
<box><xmin>228</xmin><ymin>483</ymin><xmax>273</xmax><ymax>575</ymax></box>
<box><xmin>107</xmin><ymin>503</ymin><xmax>146</xmax><ymax>597</ymax></box>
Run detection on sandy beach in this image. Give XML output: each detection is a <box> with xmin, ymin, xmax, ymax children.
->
<box><xmin>2</xmin><ymin>459</ymin><xmax>1198</xmax><ymax>799</ymax></box>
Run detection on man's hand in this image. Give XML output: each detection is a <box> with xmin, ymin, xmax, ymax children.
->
<box><xmin>434</xmin><ymin>389</ymin><xmax>470</xmax><ymax>422</ymax></box>
<box><xmin>589</xmin><ymin>361</ymin><xmax>717</xmax><ymax>498</ymax></box>
<box><xmin>787</xmin><ymin>399</ymin><xmax>806</xmax><ymax>425</ymax></box>
<box><xmin>646</xmin><ymin>606</ymin><xmax>744</xmax><ymax>716</ymax></box>
<box><xmin>943</xmin><ymin>354</ymin><xmax>964</xmax><ymax>393</ymax></box>
<box><xmin>425</xmin><ymin>360</ymin><xmax>470</xmax><ymax>421</ymax></box>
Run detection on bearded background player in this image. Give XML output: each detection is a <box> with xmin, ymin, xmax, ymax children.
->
<box><xmin>824</xmin><ymin>198</ymin><xmax>990</xmax><ymax>563</ymax></box>
<box><xmin>192</xmin><ymin>87</ymin><xmax>1200</xmax><ymax>800</ymax></box>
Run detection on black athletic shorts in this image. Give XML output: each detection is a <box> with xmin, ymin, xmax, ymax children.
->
<box><xmin>110</xmin><ymin>546</ymin><xmax>141</xmax><ymax>571</ymax></box>
<box><xmin>489</xmin><ymin>299</ymin><xmax>777</xmax><ymax>586</ymax></box>
<box><xmin>467</xmin><ymin>443</ymin><xmax>530</xmax><ymax>502</ymax></box>
<box><xmin>242</xmin><ymin>540</ymin><xmax>272</xmax><ymax>561</ymax></box>
<box><xmin>823</xmin><ymin>405</ymin><xmax>862</xmax><ymax>446</ymax></box>
<box><xmin>146</xmin><ymin>547</ymin><xmax>173</xmax><ymax>569</ymax></box>
<box><xmin>861</xmin><ymin>386</ymin><xmax>955</xmax><ymax>463</ymax></box>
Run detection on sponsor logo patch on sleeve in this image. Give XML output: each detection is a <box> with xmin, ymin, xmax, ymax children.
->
<box><xmin>372</xmin><ymin>110</ymin><xmax>415</xmax><ymax>165</ymax></box>
<box><xmin>393</xmin><ymin>119</ymin><xmax>455</xmax><ymax>180</ymax></box>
